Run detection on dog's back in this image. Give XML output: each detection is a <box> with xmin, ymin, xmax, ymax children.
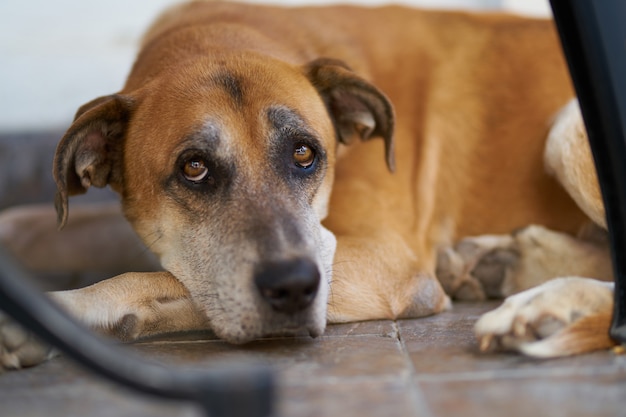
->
<box><xmin>136</xmin><ymin>2</ymin><xmax>584</xmax><ymax>249</ymax></box>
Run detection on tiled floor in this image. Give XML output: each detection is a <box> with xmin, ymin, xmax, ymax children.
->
<box><xmin>2</xmin><ymin>302</ymin><xmax>625</xmax><ymax>417</ymax></box>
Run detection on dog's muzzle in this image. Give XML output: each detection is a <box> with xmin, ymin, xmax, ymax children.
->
<box><xmin>254</xmin><ymin>258</ymin><xmax>320</xmax><ymax>314</ymax></box>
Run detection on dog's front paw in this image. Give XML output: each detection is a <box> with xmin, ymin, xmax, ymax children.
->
<box><xmin>0</xmin><ymin>312</ymin><xmax>57</xmax><ymax>370</ymax></box>
<box><xmin>474</xmin><ymin>277</ymin><xmax>615</xmax><ymax>358</ymax></box>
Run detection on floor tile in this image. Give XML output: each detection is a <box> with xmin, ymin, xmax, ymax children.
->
<box><xmin>279</xmin><ymin>378</ymin><xmax>424</xmax><ymax>417</ymax></box>
<box><xmin>419</xmin><ymin>371</ymin><xmax>626</xmax><ymax>417</ymax></box>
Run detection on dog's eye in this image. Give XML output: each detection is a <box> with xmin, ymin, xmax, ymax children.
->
<box><xmin>183</xmin><ymin>159</ymin><xmax>209</xmax><ymax>182</ymax></box>
<box><xmin>293</xmin><ymin>144</ymin><xmax>315</xmax><ymax>169</ymax></box>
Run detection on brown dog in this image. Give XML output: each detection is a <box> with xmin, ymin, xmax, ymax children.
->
<box><xmin>0</xmin><ymin>1</ymin><xmax>616</xmax><ymax>368</ymax></box>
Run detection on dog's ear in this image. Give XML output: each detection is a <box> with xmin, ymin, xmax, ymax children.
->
<box><xmin>305</xmin><ymin>58</ymin><xmax>395</xmax><ymax>172</ymax></box>
<box><xmin>53</xmin><ymin>94</ymin><xmax>134</xmax><ymax>229</ymax></box>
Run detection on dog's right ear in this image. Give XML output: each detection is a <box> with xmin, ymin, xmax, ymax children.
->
<box><xmin>53</xmin><ymin>94</ymin><xmax>134</xmax><ymax>229</ymax></box>
<box><xmin>305</xmin><ymin>58</ymin><xmax>396</xmax><ymax>172</ymax></box>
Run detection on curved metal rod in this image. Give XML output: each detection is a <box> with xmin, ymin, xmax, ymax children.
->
<box><xmin>0</xmin><ymin>245</ymin><xmax>275</xmax><ymax>417</ymax></box>
<box><xmin>550</xmin><ymin>0</ymin><xmax>626</xmax><ymax>342</ymax></box>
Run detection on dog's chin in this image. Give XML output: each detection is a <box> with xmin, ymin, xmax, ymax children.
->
<box><xmin>208</xmin><ymin>273</ymin><xmax>330</xmax><ymax>344</ymax></box>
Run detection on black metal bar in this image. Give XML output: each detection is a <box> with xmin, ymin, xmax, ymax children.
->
<box><xmin>549</xmin><ymin>0</ymin><xmax>626</xmax><ymax>342</ymax></box>
<box><xmin>0</xmin><ymin>244</ymin><xmax>275</xmax><ymax>417</ymax></box>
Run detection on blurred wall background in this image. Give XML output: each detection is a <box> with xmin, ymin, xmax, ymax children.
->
<box><xmin>0</xmin><ymin>0</ymin><xmax>551</xmax><ymax>133</ymax></box>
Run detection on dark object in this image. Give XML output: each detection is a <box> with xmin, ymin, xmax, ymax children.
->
<box><xmin>549</xmin><ymin>0</ymin><xmax>626</xmax><ymax>342</ymax></box>
<box><xmin>0</xmin><ymin>244</ymin><xmax>275</xmax><ymax>417</ymax></box>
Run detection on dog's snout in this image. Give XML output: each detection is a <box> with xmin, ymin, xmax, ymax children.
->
<box><xmin>254</xmin><ymin>258</ymin><xmax>320</xmax><ymax>314</ymax></box>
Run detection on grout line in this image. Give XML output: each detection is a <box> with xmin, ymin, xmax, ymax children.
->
<box><xmin>393</xmin><ymin>321</ymin><xmax>438</xmax><ymax>417</ymax></box>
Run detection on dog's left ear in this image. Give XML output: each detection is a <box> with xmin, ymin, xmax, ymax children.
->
<box><xmin>305</xmin><ymin>58</ymin><xmax>396</xmax><ymax>172</ymax></box>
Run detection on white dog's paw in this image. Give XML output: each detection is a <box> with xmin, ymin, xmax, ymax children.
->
<box><xmin>474</xmin><ymin>277</ymin><xmax>616</xmax><ymax>358</ymax></box>
<box><xmin>436</xmin><ymin>225</ymin><xmax>613</xmax><ymax>302</ymax></box>
<box><xmin>0</xmin><ymin>312</ymin><xmax>57</xmax><ymax>370</ymax></box>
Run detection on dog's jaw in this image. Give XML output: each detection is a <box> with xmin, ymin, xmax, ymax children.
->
<box><xmin>156</xmin><ymin>220</ymin><xmax>336</xmax><ymax>344</ymax></box>
<box><xmin>161</xmin><ymin>270</ymin><xmax>331</xmax><ymax>345</ymax></box>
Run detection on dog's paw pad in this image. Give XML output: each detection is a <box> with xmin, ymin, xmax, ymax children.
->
<box><xmin>0</xmin><ymin>312</ymin><xmax>56</xmax><ymax>370</ymax></box>
<box><xmin>474</xmin><ymin>277</ymin><xmax>614</xmax><ymax>357</ymax></box>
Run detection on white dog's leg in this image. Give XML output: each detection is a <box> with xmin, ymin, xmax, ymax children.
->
<box><xmin>544</xmin><ymin>99</ymin><xmax>606</xmax><ymax>228</ymax></box>
<box><xmin>48</xmin><ymin>271</ymin><xmax>209</xmax><ymax>341</ymax></box>
<box><xmin>436</xmin><ymin>224</ymin><xmax>612</xmax><ymax>301</ymax></box>
<box><xmin>1</xmin><ymin>271</ymin><xmax>209</xmax><ymax>370</ymax></box>
<box><xmin>474</xmin><ymin>277</ymin><xmax>615</xmax><ymax>357</ymax></box>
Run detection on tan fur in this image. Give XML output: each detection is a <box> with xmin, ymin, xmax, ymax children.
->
<box><xmin>50</xmin><ymin>272</ymin><xmax>208</xmax><ymax>341</ymax></box>
<box><xmin>520</xmin><ymin>311</ymin><xmax>617</xmax><ymax>358</ymax></box>
<box><xmin>45</xmin><ymin>3</ymin><xmax>610</xmax><ymax>336</ymax></box>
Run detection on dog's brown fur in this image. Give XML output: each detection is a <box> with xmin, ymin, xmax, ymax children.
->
<box><xmin>0</xmin><ymin>1</ymin><xmax>616</xmax><ymax>368</ymax></box>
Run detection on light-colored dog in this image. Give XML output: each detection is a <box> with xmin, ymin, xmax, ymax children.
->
<box><xmin>0</xmin><ymin>1</ymin><xmax>617</xmax><ymax>368</ymax></box>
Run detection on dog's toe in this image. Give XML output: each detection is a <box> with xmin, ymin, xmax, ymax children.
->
<box><xmin>0</xmin><ymin>312</ymin><xmax>56</xmax><ymax>370</ymax></box>
<box><xmin>474</xmin><ymin>277</ymin><xmax>615</xmax><ymax>357</ymax></box>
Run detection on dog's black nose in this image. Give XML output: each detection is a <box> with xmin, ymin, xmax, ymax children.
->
<box><xmin>254</xmin><ymin>258</ymin><xmax>320</xmax><ymax>314</ymax></box>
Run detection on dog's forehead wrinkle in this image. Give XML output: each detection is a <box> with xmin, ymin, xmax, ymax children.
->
<box><xmin>266</xmin><ymin>106</ymin><xmax>327</xmax><ymax>147</ymax></box>
<box><xmin>267</xmin><ymin>106</ymin><xmax>307</xmax><ymax>130</ymax></box>
<box><xmin>172</xmin><ymin>122</ymin><xmax>223</xmax><ymax>164</ymax></box>
<box><xmin>210</xmin><ymin>70</ymin><xmax>245</xmax><ymax>107</ymax></box>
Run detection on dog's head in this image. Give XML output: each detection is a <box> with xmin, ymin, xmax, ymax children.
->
<box><xmin>53</xmin><ymin>54</ymin><xmax>394</xmax><ymax>343</ymax></box>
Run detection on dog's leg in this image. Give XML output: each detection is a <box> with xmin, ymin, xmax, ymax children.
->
<box><xmin>437</xmin><ymin>224</ymin><xmax>613</xmax><ymax>301</ymax></box>
<box><xmin>474</xmin><ymin>277</ymin><xmax>615</xmax><ymax>357</ymax></box>
<box><xmin>49</xmin><ymin>271</ymin><xmax>209</xmax><ymax>340</ymax></box>
<box><xmin>439</xmin><ymin>224</ymin><xmax>615</xmax><ymax>358</ymax></box>
<box><xmin>544</xmin><ymin>99</ymin><xmax>606</xmax><ymax>228</ymax></box>
<box><xmin>1</xmin><ymin>271</ymin><xmax>208</xmax><ymax>369</ymax></box>
<box><xmin>463</xmin><ymin>227</ymin><xmax>616</xmax><ymax>357</ymax></box>
<box><xmin>471</xmin><ymin>99</ymin><xmax>617</xmax><ymax>357</ymax></box>
<box><xmin>328</xmin><ymin>231</ymin><xmax>451</xmax><ymax>323</ymax></box>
